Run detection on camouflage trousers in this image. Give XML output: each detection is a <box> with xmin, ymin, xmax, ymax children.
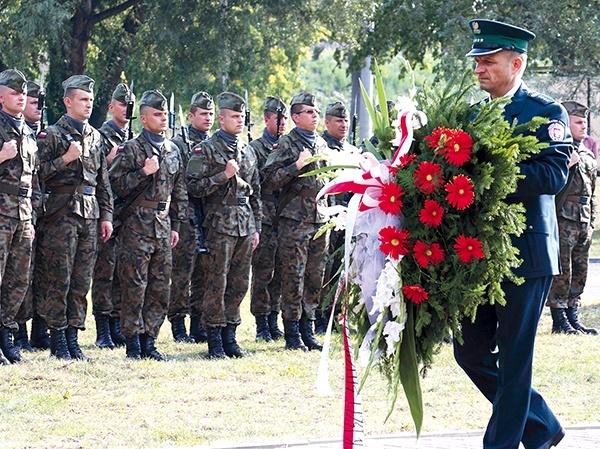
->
<box><xmin>91</xmin><ymin>235</ymin><xmax>122</xmax><ymax>318</ymax></box>
<box><xmin>277</xmin><ymin>218</ymin><xmax>329</xmax><ymax>322</ymax></box>
<box><xmin>168</xmin><ymin>218</ymin><xmax>199</xmax><ymax>321</ymax></box>
<box><xmin>546</xmin><ymin>219</ymin><xmax>592</xmax><ymax>308</ymax></box>
<box><xmin>16</xmin><ymin>222</ymin><xmax>44</xmax><ymax>324</ymax></box>
<box><xmin>117</xmin><ymin>227</ymin><xmax>172</xmax><ymax>339</ymax></box>
<box><xmin>0</xmin><ymin>217</ymin><xmax>34</xmax><ymax>330</ymax></box>
<box><xmin>200</xmin><ymin>230</ymin><xmax>252</xmax><ymax>328</ymax></box>
<box><xmin>189</xmin><ymin>251</ymin><xmax>205</xmax><ymax>318</ymax></box>
<box><xmin>38</xmin><ymin>214</ymin><xmax>97</xmax><ymax>330</ymax></box>
<box><xmin>250</xmin><ymin>223</ymin><xmax>281</xmax><ymax>316</ymax></box>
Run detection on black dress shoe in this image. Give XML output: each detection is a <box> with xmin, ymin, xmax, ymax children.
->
<box><xmin>537</xmin><ymin>427</ymin><xmax>565</xmax><ymax>449</ymax></box>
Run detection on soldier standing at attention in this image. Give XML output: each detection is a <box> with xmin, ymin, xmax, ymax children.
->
<box><xmin>13</xmin><ymin>80</ymin><xmax>45</xmax><ymax>352</ymax></box>
<box><xmin>37</xmin><ymin>75</ymin><xmax>113</xmax><ymax>360</ymax></box>
<box><xmin>0</xmin><ymin>70</ymin><xmax>41</xmax><ymax>364</ymax></box>
<box><xmin>249</xmin><ymin>96</ymin><xmax>287</xmax><ymax>342</ymax></box>
<box><xmin>263</xmin><ymin>92</ymin><xmax>331</xmax><ymax>352</ymax></box>
<box><xmin>91</xmin><ymin>83</ymin><xmax>133</xmax><ymax>349</ymax></box>
<box><xmin>168</xmin><ymin>91</ymin><xmax>214</xmax><ymax>344</ymax></box>
<box><xmin>186</xmin><ymin>92</ymin><xmax>261</xmax><ymax>358</ymax></box>
<box><xmin>546</xmin><ymin>100</ymin><xmax>598</xmax><ymax>335</ymax></box>
<box><xmin>109</xmin><ymin>90</ymin><xmax>187</xmax><ymax>361</ymax></box>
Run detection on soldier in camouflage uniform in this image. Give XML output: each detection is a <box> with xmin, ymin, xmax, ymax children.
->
<box><xmin>547</xmin><ymin>100</ymin><xmax>598</xmax><ymax>335</ymax></box>
<box><xmin>249</xmin><ymin>96</ymin><xmax>287</xmax><ymax>342</ymax></box>
<box><xmin>37</xmin><ymin>75</ymin><xmax>114</xmax><ymax>360</ymax></box>
<box><xmin>186</xmin><ymin>92</ymin><xmax>261</xmax><ymax>358</ymax></box>
<box><xmin>0</xmin><ymin>70</ymin><xmax>41</xmax><ymax>364</ymax></box>
<box><xmin>91</xmin><ymin>83</ymin><xmax>133</xmax><ymax>349</ymax></box>
<box><xmin>263</xmin><ymin>92</ymin><xmax>331</xmax><ymax>352</ymax></box>
<box><xmin>13</xmin><ymin>80</ymin><xmax>45</xmax><ymax>352</ymax></box>
<box><xmin>316</xmin><ymin>101</ymin><xmax>361</xmax><ymax>334</ymax></box>
<box><xmin>168</xmin><ymin>91</ymin><xmax>214</xmax><ymax>344</ymax></box>
<box><xmin>109</xmin><ymin>90</ymin><xmax>187</xmax><ymax>361</ymax></box>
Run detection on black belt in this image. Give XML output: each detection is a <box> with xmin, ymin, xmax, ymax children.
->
<box><xmin>298</xmin><ymin>188</ymin><xmax>318</xmax><ymax>197</ymax></box>
<box><xmin>205</xmin><ymin>196</ymin><xmax>249</xmax><ymax>206</ymax></box>
<box><xmin>261</xmin><ymin>193</ymin><xmax>277</xmax><ymax>202</ymax></box>
<box><xmin>139</xmin><ymin>199</ymin><xmax>169</xmax><ymax>211</ymax></box>
<box><xmin>0</xmin><ymin>184</ymin><xmax>32</xmax><ymax>198</ymax></box>
<box><xmin>566</xmin><ymin>195</ymin><xmax>590</xmax><ymax>205</ymax></box>
<box><xmin>50</xmin><ymin>185</ymin><xmax>96</xmax><ymax>195</ymax></box>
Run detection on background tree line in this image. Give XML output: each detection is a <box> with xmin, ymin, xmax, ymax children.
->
<box><xmin>0</xmin><ymin>0</ymin><xmax>598</xmax><ymax>129</ymax></box>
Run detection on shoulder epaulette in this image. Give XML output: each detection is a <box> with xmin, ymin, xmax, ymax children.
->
<box><xmin>528</xmin><ymin>91</ymin><xmax>554</xmax><ymax>106</ymax></box>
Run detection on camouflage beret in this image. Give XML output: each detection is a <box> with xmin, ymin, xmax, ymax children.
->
<box><xmin>140</xmin><ymin>90</ymin><xmax>167</xmax><ymax>111</ymax></box>
<box><xmin>562</xmin><ymin>100</ymin><xmax>589</xmax><ymax>118</ymax></box>
<box><xmin>62</xmin><ymin>75</ymin><xmax>95</xmax><ymax>96</ymax></box>
<box><xmin>217</xmin><ymin>92</ymin><xmax>245</xmax><ymax>112</ymax></box>
<box><xmin>112</xmin><ymin>83</ymin><xmax>133</xmax><ymax>104</ymax></box>
<box><xmin>0</xmin><ymin>69</ymin><xmax>27</xmax><ymax>93</ymax></box>
<box><xmin>26</xmin><ymin>81</ymin><xmax>42</xmax><ymax>98</ymax></box>
<box><xmin>325</xmin><ymin>101</ymin><xmax>348</xmax><ymax>118</ymax></box>
<box><xmin>191</xmin><ymin>91</ymin><xmax>214</xmax><ymax>110</ymax></box>
<box><xmin>290</xmin><ymin>92</ymin><xmax>317</xmax><ymax>108</ymax></box>
<box><xmin>264</xmin><ymin>96</ymin><xmax>287</xmax><ymax>115</ymax></box>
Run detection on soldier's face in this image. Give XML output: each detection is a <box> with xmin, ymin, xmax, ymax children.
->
<box><xmin>65</xmin><ymin>89</ymin><xmax>94</xmax><ymax>121</ymax></box>
<box><xmin>109</xmin><ymin>100</ymin><xmax>129</xmax><ymax>128</ymax></box>
<box><xmin>141</xmin><ymin>107</ymin><xmax>168</xmax><ymax>134</ymax></box>
<box><xmin>292</xmin><ymin>106</ymin><xmax>320</xmax><ymax>132</ymax></box>
<box><xmin>0</xmin><ymin>86</ymin><xmax>26</xmax><ymax>116</ymax></box>
<box><xmin>23</xmin><ymin>95</ymin><xmax>42</xmax><ymax>123</ymax></box>
<box><xmin>325</xmin><ymin>116</ymin><xmax>349</xmax><ymax>140</ymax></box>
<box><xmin>218</xmin><ymin>109</ymin><xmax>244</xmax><ymax>135</ymax></box>
<box><xmin>190</xmin><ymin>108</ymin><xmax>215</xmax><ymax>133</ymax></box>
<box><xmin>264</xmin><ymin>112</ymin><xmax>287</xmax><ymax>136</ymax></box>
<box><xmin>473</xmin><ymin>51</ymin><xmax>523</xmax><ymax>99</ymax></box>
<box><xmin>569</xmin><ymin>115</ymin><xmax>587</xmax><ymax>142</ymax></box>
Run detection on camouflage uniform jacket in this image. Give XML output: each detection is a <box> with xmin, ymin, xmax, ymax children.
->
<box><xmin>263</xmin><ymin>127</ymin><xmax>330</xmax><ymax>224</ymax></box>
<box><xmin>186</xmin><ymin>132</ymin><xmax>261</xmax><ymax>237</ymax></box>
<box><xmin>559</xmin><ymin>141</ymin><xmax>597</xmax><ymax>226</ymax></box>
<box><xmin>109</xmin><ymin>132</ymin><xmax>187</xmax><ymax>238</ymax></box>
<box><xmin>97</xmin><ymin>121</ymin><xmax>127</xmax><ymax>158</ymax></box>
<box><xmin>172</xmin><ymin>125</ymin><xmax>208</xmax><ymax>220</ymax></box>
<box><xmin>249</xmin><ymin>133</ymin><xmax>278</xmax><ymax>225</ymax></box>
<box><xmin>0</xmin><ymin>113</ymin><xmax>41</xmax><ymax>222</ymax></box>
<box><xmin>37</xmin><ymin>115</ymin><xmax>113</xmax><ymax>222</ymax></box>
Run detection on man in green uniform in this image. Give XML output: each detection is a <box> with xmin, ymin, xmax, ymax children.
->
<box><xmin>0</xmin><ymin>70</ymin><xmax>41</xmax><ymax>363</ymax></box>
<box><xmin>186</xmin><ymin>92</ymin><xmax>261</xmax><ymax>358</ymax></box>
<box><xmin>109</xmin><ymin>90</ymin><xmax>187</xmax><ymax>361</ymax></box>
<box><xmin>37</xmin><ymin>74</ymin><xmax>114</xmax><ymax>360</ymax></box>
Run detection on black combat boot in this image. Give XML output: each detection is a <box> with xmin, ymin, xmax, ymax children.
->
<box><xmin>94</xmin><ymin>315</ymin><xmax>116</xmax><ymax>349</ymax></box>
<box><xmin>267</xmin><ymin>311</ymin><xmax>284</xmax><ymax>340</ymax></box>
<box><xmin>50</xmin><ymin>328</ymin><xmax>72</xmax><ymax>360</ymax></box>
<box><xmin>299</xmin><ymin>314</ymin><xmax>323</xmax><ymax>351</ymax></box>
<box><xmin>566</xmin><ymin>307</ymin><xmax>598</xmax><ymax>335</ymax></box>
<box><xmin>222</xmin><ymin>324</ymin><xmax>246</xmax><ymax>358</ymax></box>
<box><xmin>171</xmin><ymin>317</ymin><xmax>194</xmax><ymax>343</ymax></box>
<box><xmin>14</xmin><ymin>322</ymin><xmax>34</xmax><ymax>352</ymax></box>
<box><xmin>109</xmin><ymin>317</ymin><xmax>126</xmax><ymax>347</ymax></box>
<box><xmin>0</xmin><ymin>347</ymin><xmax>9</xmax><ymax>365</ymax></box>
<box><xmin>30</xmin><ymin>316</ymin><xmax>51</xmax><ymax>350</ymax></box>
<box><xmin>190</xmin><ymin>316</ymin><xmax>208</xmax><ymax>343</ymax></box>
<box><xmin>283</xmin><ymin>320</ymin><xmax>308</xmax><ymax>351</ymax></box>
<box><xmin>314</xmin><ymin>310</ymin><xmax>329</xmax><ymax>335</ymax></box>
<box><xmin>206</xmin><ymin>327</ymin><xmax>227</xmax><ymax>359</ymax></box>
<box><xmin>65</xmin><ymin>327</ymin><xmax>87</xmax><ymax>360</ymax></box>
<box><xmin>0</xmin><ymin>326</ymin><xmax>22</xmax><ymax>363</ymax></box>
<box><xmin>550</xmin><ymin>308</ymin><xmax>579</xmax><ymax>335</ymax></box>
<box><xmin>140</xmin><ymin>334</ymin><xmax>167</xmax><ymax>361</ymax></box>
<box><xmin>255</xmin><ymin>315</ymin><xmax>273</xmax><ymax>342</ymax></box>
<box><xmin>125</xmin><ymin>335</ymin><xmax>142</xmax><ymax>359</ymax></box>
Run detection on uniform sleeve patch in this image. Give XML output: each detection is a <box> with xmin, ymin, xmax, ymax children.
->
<box><xmin>117</xmin><ymin>146</ymin><xmax>124</xmax><ymax>153</ymax></box>
<box><xmin>38</xmin><ymin>131</ymin><xmax>47</xmax><ymax>139</ymax></box>
<box><xmin>547</xmin><ymin>120</ymin><xmax>566</xmax><ymax>142</ymax></box>
<box><xmin>194</xmin><ymin>146</ymin><xmax>202</xmax><ymax>153</ymax></box>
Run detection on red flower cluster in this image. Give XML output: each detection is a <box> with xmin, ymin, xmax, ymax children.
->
<box><xmin>413</xmin><ymin>161</ymin><xmax>444</xmax><ymax>194</ymax></box>
<box><xmin>378</xmin><ymin>182</ymin><xmax>404</xmax><ymax>215</ymax></box>
<box><xmin>413</xmin><ymin>241</ymin><xmax>445</xmax><ymax>268</ymax></box>
<box><xmin>402</xmin><ymin>285</ymin><xmax>429</xmax><ymax>304</ymax></box>
<box><xmin>425</xmin><ymin>127</ymin><xmax>473</xmax><ymax>167</ymax></box>
<box><xmin>454</xmin><ymin>235</ymin><xmax>485</xmax><ymax>263</ymax></box>
<box><xmin>445</xmin><ymin>174</ymin><xmax>475</xmax><ymax>210</ymax></box>
<box><xmin>378</xmin><ymin>226</ymin><xmax>411</xmax><ymax>260</ymax></box>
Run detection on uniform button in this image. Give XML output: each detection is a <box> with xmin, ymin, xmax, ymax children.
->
<box><xmin>528</xmin><ymin>225</ymin><xmax>534</xmax><ymax>230</ymax></box>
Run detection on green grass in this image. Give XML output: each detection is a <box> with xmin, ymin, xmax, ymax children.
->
<box><xmin>1</xmin><ymin>297</ymin><xmax>599</xmax><ymax>448</ymax></box>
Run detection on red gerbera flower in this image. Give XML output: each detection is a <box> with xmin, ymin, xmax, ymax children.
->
<box><xmin>402</xmin><ymin>284</ymin><xmax>429</xmax><ymax>304</ymax></box>
<box><xmin>378</xmin><ymin>226</ymin><xmax>411</xmax><ymax>260</ymax></box>
<box><xmin>445</xmin><ymin>174</ymin><xmax>475</xmax><ymax>210</ymax></box>
<box><xmin>413</xmin><ymin>241</ymin><xmax>445</xmax><ymax>268</ymax></box>
<box><xmin>419</xmin><ymin>199</ymin><xmax>445</xmax><ymax>228</ymax></box>
<box><xmin>397</xmin><ymin>153</ymin><xmax>417</xmax><ymax>168</ymax></box>
<box><xmin>424</xmin><ymin>127</ymin><xmax>452</xmax><ymax>150</ymax></box>
<box><xmin>378</xmin><ymin>182</ymin><xmax>404</xmax><ymax>215</ymax></box>
<box><xmin>441</xmin><ymin>130</ymin><xmax>473</xmax><ymax>166</ymax></box>
<box><xmin>413</xmin><ymin>161</ymin><xmax>444</xmax><ymax>194</ymax></box>
<box><xmin>454</xmin><ymin>235</ymin><xmax>485</xmax><ymax>263</ymax></box>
